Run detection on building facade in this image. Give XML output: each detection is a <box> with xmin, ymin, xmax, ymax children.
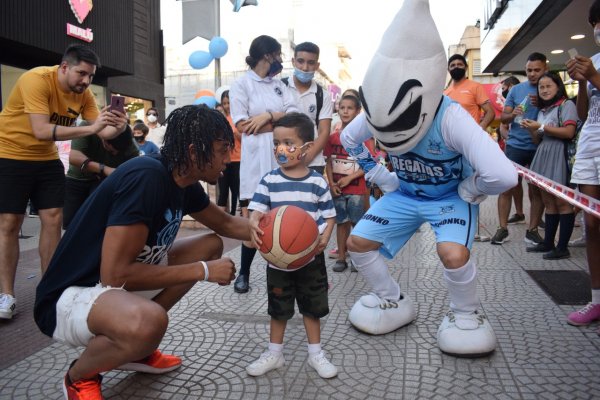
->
<box><xmin>0</xmin><ymin>0</ymin><xmax>164</xmax><ymax>123</ymax></box>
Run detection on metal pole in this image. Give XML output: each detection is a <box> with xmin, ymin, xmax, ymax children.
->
<box><xmin>214</xmin><ymin>0</ymin><xmax>221</xmax><ymax>90</ymax></box>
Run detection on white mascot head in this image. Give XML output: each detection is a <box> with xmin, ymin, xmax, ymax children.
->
<box><xmin>359</xmin><ymin>0</ymin><xmax>446</xmax><ymax>155</ymax></box>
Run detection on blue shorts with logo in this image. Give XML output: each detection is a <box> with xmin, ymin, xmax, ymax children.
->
<box><xmin>351</xmin><ymin>190</ymin><xmax>478</xmax><ymax>259</ymax></box>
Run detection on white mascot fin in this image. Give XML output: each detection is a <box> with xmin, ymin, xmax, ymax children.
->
<box><xmin>359</xmin><ymin>0</ymin><xmax>446</xmax><ymax>155</ymax></box>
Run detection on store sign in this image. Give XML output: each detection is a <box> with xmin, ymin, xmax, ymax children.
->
<box><xmin>66</xmin><ymin>23</ymin><xmax>94</xmax><ymax>42</ymax></box>
<box><xmin>68</xmin><ymin>0</ymin><xmax>93</xmax><ymax>24</ymax></box>
<box><xmin>66</xmin><ymin>0</ymin><xmax>94</xmax><ymax>42</ymax></box>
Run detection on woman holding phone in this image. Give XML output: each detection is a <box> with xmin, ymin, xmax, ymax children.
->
<box><xmin>229</xmin><ymin>35</ymin><xmax>300</xmax><ymax>293</ymax></box>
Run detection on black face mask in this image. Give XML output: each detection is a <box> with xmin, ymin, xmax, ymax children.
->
<box><xmin>134</xmin><ymin>136</ymin><xmax>144</xmax><ymax>143</ymax></box>
<box><xmin>502</xmin><ymin>90</ymin><xmax>509</xmax><ymax>98</ymax></box>
<box><xmin>449</xmin><ymin>68</ymin><xmax>466</xmax><ymax>81</ymax></box>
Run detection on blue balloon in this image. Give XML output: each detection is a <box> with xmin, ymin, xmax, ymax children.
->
<box><xmin>189</xmin><ymin>50</ymin><xmax>213</xmax><ymax>69</ymax></box>
<box><xmin>209</xmin><ymin>37</ymin><xmax>228</xmax><ymax>59</ymax></box>
<box><xmin>193</xmin><ymin>95</ymin><xmax>217</xmax><ymax>108</ymax></box>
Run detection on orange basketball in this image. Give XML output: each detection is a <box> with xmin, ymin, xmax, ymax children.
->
<box><xmin>258</xmin><ymin>205</ymin><xmax>319</xmax><ymax>270</ymax></box>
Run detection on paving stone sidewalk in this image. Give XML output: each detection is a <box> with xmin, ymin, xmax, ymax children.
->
<box><xmin>1</xmin><ymin>198</ymin><xmax>599</xmax><ymax>399</ymax></box>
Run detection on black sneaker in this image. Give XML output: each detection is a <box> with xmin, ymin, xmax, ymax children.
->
<box><xmin>491</xmin><ymin>228</ymin><xmax>509</xmax><ymax>245</ymax></box>
<box><xmin>507</xmin><ymin>213</ymin><xmax>525</xmax><ymax>224</ymax></box>
<box><xmin>526</xmin><ymin>243</ymin><xmax>554</xmax><ymax>253</ymax></box>
<box><xmin>543</xmin><ymin>248</ymin><xmax>570</xmax><ymax>260</ymax></box>
<box><xmin>524</xmin><ymin>228</ymin><xmax>544</xmax><ymax>245</ymax></box>
<box><xmin>332</xmin><ymin>260</ymin><xmax>348</xmax><ymax>272</ymax></box>
<box><xmin>234</xmin><ymin>274</ymin><xmax>249</xmax><ymax>293</ymax></box>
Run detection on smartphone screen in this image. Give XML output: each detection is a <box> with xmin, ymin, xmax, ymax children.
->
<box><xmin>110</xmin><ymin>95</ymin><xmax>125</xmax><ymax>114</ymax></box>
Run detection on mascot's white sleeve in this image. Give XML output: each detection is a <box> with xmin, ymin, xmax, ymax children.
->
<box><xmin>442</xmin><ymin>103</ymin><xmax>518</xmax><ymax>197</ymax></box>
<box><xmin>341</xmin><ymin>113</ymin><xmax>400</xmax><ymax>193</ymax></box>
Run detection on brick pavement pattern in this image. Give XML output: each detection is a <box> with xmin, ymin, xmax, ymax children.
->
<box><xmin>1</xmin><ymin>199</ymin><xmax>599</xmax><ymax>399</ymax></box>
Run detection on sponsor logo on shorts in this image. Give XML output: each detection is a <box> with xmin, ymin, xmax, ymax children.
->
<box><xmin>362</xmin><ymin>213</ymin><xmax>389</xmax><ymax>225</ymax></box>
<box><xmin>439</xmin><ymin>205</ymin><xmax>455</xmax><ymax>215</ymax></box>
<box><xmin>430</xmin><ymin>218</ymin><xmax>466</xmax><ymax>228</ymax></box>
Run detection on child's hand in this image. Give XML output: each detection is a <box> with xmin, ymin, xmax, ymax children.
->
<box><xmin>316</xmin><ymin>235</ymin><xmax>329</xmax><ymax>254</ymax></box>
<box><xmin>337</xmin><ymin>176</ymin><xmax>353</xmax><ymax>189</ymax></box>
<box><xmin>249</xmin><ymin>211</ymin><xmax>265</xmax><ymax>248</ymax></box>
<box><xmin>331</xmin><ymin>183</ymin><xmax>342</xmax><ymax>197</ymax></box>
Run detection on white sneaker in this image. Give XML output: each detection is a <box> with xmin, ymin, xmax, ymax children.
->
<box><xmin>437</xmin><ymin>310</ymin><xmax>496</xmax><ymax>357</ymax></box>
<box><xmin>307</xmin><ymin>351</ymin><xmax>338</xmax><ymax>379</ymax></box>
<box><xmin>0</xmin><ymin>293</ymin><xmax>16</xmax><ymax>319</ymax></box>
<box><xmin>348</xmin><ymin>293</ymin><xmax>416</xmax><ymax>335</ymax></box>
<box><xmin>246</xmin><ymin>351</ymin><xmax>285</xmax><ymax>376</ymax></box>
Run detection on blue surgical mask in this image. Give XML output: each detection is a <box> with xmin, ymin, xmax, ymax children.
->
<box><xmin>268</xmin><ymin>59</ymin><xmax>283</xmax><ymax>78</ymax></box>
<box><xmin>293</xmin><ymin>68</ymin><xmax>315</xmax><ymax>83</ymax></box>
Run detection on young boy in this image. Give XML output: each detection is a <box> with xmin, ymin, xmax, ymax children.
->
<box><xmin>247</xmin><ymin>112</ymin><xmax>337</xmax><ymax>379</ymax></box>
<box><xmin>133</xmin><ymin>123</ymin><xmax>160</xmax><ymax>156</ymax></box>
<box><xmin>324</xmin><ymin>95</ymin><xmax>374</xmax><ymax>272</ymax></box>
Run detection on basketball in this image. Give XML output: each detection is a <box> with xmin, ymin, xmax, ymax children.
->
<box><xmin>258</xmin><ymin>205</ymin><xmax>319</xmax><ymax>270</ymax></box>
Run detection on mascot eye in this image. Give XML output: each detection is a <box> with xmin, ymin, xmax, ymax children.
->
<box><xmin>361</xmin><ymin>79</ymin><xmax>424</xmax><ymax>133</ymax></box>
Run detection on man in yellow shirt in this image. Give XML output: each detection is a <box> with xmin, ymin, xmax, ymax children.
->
<box><xmin>0</xmin><ymin>44</ymin><xmax>127</xmax><ymax>320</ymax></box>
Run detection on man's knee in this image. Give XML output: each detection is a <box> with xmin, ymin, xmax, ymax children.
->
<box><xmin>0</xmin><ymin>213</ymin><xmax>25</xmax><ymax>236</ymax></box>
<box><xmin>346</xmin><ymin>235</ymin><xmax>380</xmax><ymax>253</ymax></box>
<box><xmin>121</xmin><ymin>301</ymin><xmax>169</xmax><ymax>345</ymax></box>
<box><xmin>437</xmin><ymin>243</ymin><xmax>470</xmax><ymax>268</ymax></box>
<box><xmin>39</xmin><ymin>208</ymin><xmax>62</xmax><ymax>227</ymax></box>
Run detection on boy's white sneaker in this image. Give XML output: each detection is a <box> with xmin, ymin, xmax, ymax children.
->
<box><xmin>246</xmin><ymin>351</ymin><xmax>285</xmax><ymax>376</ymax></box>
<box><xmin>307</xmin><ymin>350</ymin><xmax>338</xmax><ymax>378</ymax></box>
<box><xmin>0</xmin><ymin>293</ymin><xmax>16</xmax><ymax>319</ymax></box>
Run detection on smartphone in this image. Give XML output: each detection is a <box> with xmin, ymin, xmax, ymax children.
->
<box><xmin>568</xmin><ymin>48</ymin><xmax>578</xmax><ymax>60</ymax></box>
<box><xmin>110</xmin><ymin>95</ymin><xmax>125</xmax><ymax>114</ymax></box>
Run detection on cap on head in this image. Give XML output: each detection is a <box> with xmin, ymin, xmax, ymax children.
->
<box><xmin>359</xmin><ymin>0</ymin><xmax>446</xmax><ymax>154</ymax></box>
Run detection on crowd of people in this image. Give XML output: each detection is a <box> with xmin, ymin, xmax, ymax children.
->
<box><xmin>0</xmin><ymin>0</ymin><xmax>599</xmax><ymax>398</ymax></box>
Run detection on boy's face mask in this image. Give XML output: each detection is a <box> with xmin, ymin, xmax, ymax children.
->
<box><xmin>274</xmin><ymin>143</ymin><xmax>311</xmax><ymax>164</ymax></box>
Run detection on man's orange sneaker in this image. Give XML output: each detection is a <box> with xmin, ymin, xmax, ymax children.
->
<box><xmin>116</xmin><ymin>350</ymin><xmax>182</xmax><ymax>374</ymax></box>
<box><xmin>62</xmin><ymin>372</ymin><xmax>103</xmax><ymax>400</ymax></box>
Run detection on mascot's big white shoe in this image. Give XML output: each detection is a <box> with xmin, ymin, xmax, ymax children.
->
<box><xmin>349</xmin><ymin>293</ymin><xmax>416</xmax><ymax>335</ymax></box>
<box><xmin>437</xmin><ymin>310</ymin><xmax>496</xmax><ymax>357</ymax></box>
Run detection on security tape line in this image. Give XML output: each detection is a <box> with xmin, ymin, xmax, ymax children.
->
<box><xmin>513</xmin><ymin>162</ymin><xmax>600</xmax><ymax>219</ymax></box>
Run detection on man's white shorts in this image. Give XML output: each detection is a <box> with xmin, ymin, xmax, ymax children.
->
<box><xmin>53</xmin><ymin>284</ymin><xmax>123</xmax><ymax>348</ymax></box>
<box><xmin>571</xmin><ymin>156</ymin><xmax>600</xmax><ymax>185</ymax></box>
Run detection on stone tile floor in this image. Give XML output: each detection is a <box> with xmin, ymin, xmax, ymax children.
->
<box><xmin>1</xmin><ymin>198</ymin><xmax>599</xmax><ymax>399</ymax></box>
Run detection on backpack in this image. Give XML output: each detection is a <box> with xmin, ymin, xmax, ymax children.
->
<box><xmin>281</xmin><ymin>77</ymin><xmax>324</xmax><ymax>123</ymax></box>
<box><xmin>557</xmin><ymin>99</ymin><xmax>582</xmax><ymax>173</ymax></box>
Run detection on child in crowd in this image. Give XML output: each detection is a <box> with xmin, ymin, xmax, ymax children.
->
<box><xmin>520</xmin><ymin>72</ymin><xmax>578</xmax><ymax>259</ymax></box>
<box><xmin>133</xmin><ymin>123</ymin><xmax>160</xmax><ymax>156</ymax></box>
<box><xmin>324</xmin><ymin>95</ymin><xmax>374</xmax><ymax>272</ymax></box>
<box><xmin>247</xmin><ymin>113</ymin><xmax>337</xmax><ymax>379</ymax></box>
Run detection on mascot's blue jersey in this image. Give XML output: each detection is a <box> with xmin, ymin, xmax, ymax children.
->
<box><xmin>389</xmin><ymin>96</ymin><xmax>473</xmax><ymax>200</ymax></box>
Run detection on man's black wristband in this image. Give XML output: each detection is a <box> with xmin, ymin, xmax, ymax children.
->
<box><xmin>52</xmin><ymin>124</ymin><xmax>58</xmax><ymax>141</ymax></box>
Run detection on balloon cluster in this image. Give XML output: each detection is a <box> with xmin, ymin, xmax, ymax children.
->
<box><xmin>193</xmin><ymin>85</ymin><xmax>231</xmax><ymax>108</ymax></box>
<box><xmin>188</xmin><ymin>36</ymin><xmax>228</xmax><ymax>69</ymax></box>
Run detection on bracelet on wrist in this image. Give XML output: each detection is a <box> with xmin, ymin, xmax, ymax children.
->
<box><xmin>52</xmin><ymin>124</ymin><xmax>58</xmax><ymax>141</ymax></box>
<box><xmin>80</xmin><ymin>158</ymin><xmax>91</xmax><ymax>174</ymax></box>
<box><xmin>200</xmin><ymin>261</ymin><xmax>209</xmax><ymax>282</ymax></box>
<box><xmin>98</xmin><ymin>163</ymin><xmax>105</xmax><ymax>177</ymax></box>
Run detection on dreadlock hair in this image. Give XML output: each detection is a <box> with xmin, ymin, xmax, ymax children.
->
<box><xmin>161</xmin><ymin>105</ymin><xmax>234</xmax><ymax>176</ymax></box>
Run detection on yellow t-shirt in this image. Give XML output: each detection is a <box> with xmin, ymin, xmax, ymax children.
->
<box><xmin>0</xmin><ymin>66</ymin><xmax>99</xmax><ymax>161</ymax></box>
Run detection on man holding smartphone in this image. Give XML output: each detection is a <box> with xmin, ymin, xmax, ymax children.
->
<box><xmin>0</xmin><ymin>44</ymin><xmax>128</xmax><ymax>320</ymax></box>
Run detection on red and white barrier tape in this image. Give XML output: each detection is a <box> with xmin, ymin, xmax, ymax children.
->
<box><xmin>513</xmin><ymin>162</ymin><xmax>600</xmax><ymax>219</ymax></box>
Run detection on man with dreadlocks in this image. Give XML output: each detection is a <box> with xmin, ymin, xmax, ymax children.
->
<box><xmin>34</xmin><ymin>105</ymin><xmax>260</xmax><ymax>399</ymax></box>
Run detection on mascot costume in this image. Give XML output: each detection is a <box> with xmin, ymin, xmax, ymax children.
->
<box><xmin>341</xmin><ymin>0</ymin><xmax>518</xmax><ymax>356</ymax></box>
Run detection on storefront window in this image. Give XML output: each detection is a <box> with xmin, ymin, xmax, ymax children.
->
<box><xmin>111</xmin><ymin>94</ymin><xmax>153</xmax><ymax>125</ymax></box>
